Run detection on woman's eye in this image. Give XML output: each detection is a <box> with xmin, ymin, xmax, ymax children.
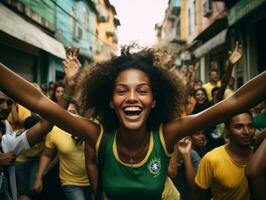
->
<box><xmin>115</xmin><ymin>89</ymin><xmax>126</xmax><ymax>94</ymax></box>
<box><xmin>139</xmin><ymin>90</ymin><xmax>148</xmax><ymax>94</ymax></box>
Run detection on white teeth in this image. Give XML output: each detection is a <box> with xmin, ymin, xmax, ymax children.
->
<box><xmin>124</xmin><ymin>107</ymin><xmax>141</xmax><ymax>111</ymax></box>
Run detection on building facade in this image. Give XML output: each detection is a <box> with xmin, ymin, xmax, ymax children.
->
<box><xmin>0</xmin><ymin>0</ymin><xmax>120</xmax><ymax>82</ymax></box>
<box><xmin>159</xmin><ymin>0</ymin><xmax>266</xmax><ymax>87</ymax></box>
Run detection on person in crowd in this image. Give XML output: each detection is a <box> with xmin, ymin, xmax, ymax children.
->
<box><xmin>203</xmin><ymin>69</ymin><xmax>221</xmax><ymax>101</ymax></box>
<box><xmin>33</xmin><ymin>101</ymin><xmax>93</xmax><ymax>200</ymax></box>
<box><xmin>15</xmin><ymin>115</ymin><xmax>45</xmax><ymax>200</ymax></box>
<box><xmin>194</xmin><ymin>80</ymin><xmax>203</xmax><ymax>90</ymax></box>
<box><xmin>194</xmin><ymin>112</ymin><xmax>255</xmax><ymax>200</ymax></box>
<box><xmin>0</xmin><ymin>90</ymin><xmax>53</xmax><ymax>200</ymax></box>
<box><xmin>168</xmin><ymin>137</ymin><xmax>200</xmax><ymax>200</ymax></box>
<box><xmin>246</xmin><ymin>131</ymin><xmax>266</xmax><ymax>200</ymax></box>
<box><xmin>192</xmin><ymin>87</ymin><xmax>224</xmax><ymax>153</ymax></box>
<box><xmin>191</xmin><ymin>88</ymin><xmax>212</xmax><ymax>115</ymax></box>
<box><xmin>224</xmin><ymin>76</ymin><xmax>235</xmax><ymax>98</ymax></box>
<box><xmin>0</xmin><ymin>43</ymin><xmax>265</xmax><ymax>199</ymax></box>
<box><xmin>44</xmin><ymin>81</ymin><xmax>66</xmax><ymax>200</ymax></box>
<box><xmin>50</xmin><ymin>82</ymin><xmax>65</xmax><ymax>108</ymax></box>
<box><xmin>190</xmin><ymin>130</ymin><xmax>207</xmax><ymax>158</ymax></box>
<box><xmin>193</xmin><ymin>42</ymin><xmax>243</xmax><ymax>152</ymax></box>
<box><xmin>47</xmin><ymin>81</ymin><xmax>55</xmax><ymax>98</ymax></box>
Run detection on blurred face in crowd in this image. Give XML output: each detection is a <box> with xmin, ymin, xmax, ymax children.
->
<box><xmin>194</xmin><ymin>80</ymin><xmax>203</xmax><ymax>90</ymax></box>
<box><xmin>68</xmin><ymin>103</ymin><xmax>78</xmax><ymax>115</ymax></box>
<box><xmin>211</xmin><ymin>88</ymin><xmax>219</xmax><ymax>101</ymax></box>
<box><xmin>210</xmin><ymin>71</ymin><xmax>220</xmax><ymax>83</ymax></box>
<box><xmin>55</xmin><ymin>86</ymin><xmax>64</xmax><ymax>102</ymax></box>
<box><xmin>191</xmin><ymin>130</ymin><xmax>206</xmax><ymax>148</ymax></box>
<box><xmin>228</xmin><ymin>76</ymin><xmax>235</xmax><ymax>88</ymax></box>
<box><xmin>49</xmin><ymin>82</ymin><xmax>55</xmax><ymax>91</ymax></box>
<box><xmin>226</xmin><ymin>113</ymin><xmax>255</xmax><ymax>147</ymax></box>
<box><xmin>0</xmin><ymin>91</ymin><xmax>13</xmax><ymax>120</ymax></box>
<box><xmin>194</xmin><ymin>89</ymin><xmax>207</xmax><ymax>104</ymax></box>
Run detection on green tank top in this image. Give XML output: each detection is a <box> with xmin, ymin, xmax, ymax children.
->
<box><xmin>99</xmin><ymin>125</ymin><xmax>171</xmax><ymax>200</ymax></box>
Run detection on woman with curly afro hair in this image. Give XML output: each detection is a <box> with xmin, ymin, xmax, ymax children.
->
<box><xmin>0</xmin><ymin>44</ymin><xmax>265</xmax><ymax>200</ymax></box>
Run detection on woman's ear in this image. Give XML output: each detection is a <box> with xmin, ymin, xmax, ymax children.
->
<box><xmin>109</xmin><ymin>101</ymin><xmax>114</xmax><ymax>109</ymax></box>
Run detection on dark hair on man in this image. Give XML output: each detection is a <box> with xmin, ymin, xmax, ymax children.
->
<box><xmin>211</xmin><ymin>86</ymin><xmax>220</xmax><ymax>96</ymax></box>
<box><xmin>24</xmin><ymin>115</ymin><xmax>41</xmax><ymax>129</ymax></box>
<box><xmin>79</xmin><ymin>44</ymin><xmax>185</xmax><ymax>132</ymax></box>
<box><xmin>224</xmin><ymin>111</ymin><xmax>253</xmax><ymax>127</ymax></box>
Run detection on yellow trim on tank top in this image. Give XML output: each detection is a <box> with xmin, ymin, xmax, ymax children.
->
<box><xmin>95</xmin><ymin>124</ymin><xmax>104</xmax><ymax>158</ymax></box>
<box><xmin>113</xmin><ymin>131</ymin><xmax>154</xmax><ymax>168</ymax></box>
<box><xmin>159</xmin><ymin>124</ymin><xmax>173</xmax><ymax>157</ymax></box>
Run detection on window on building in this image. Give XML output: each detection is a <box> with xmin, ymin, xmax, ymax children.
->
<box><xmin>194</xmin><ymin>0</ymin><xmax>197</xmax><ymax>26</ymax></box>
<box><xmin>72</xmin><ymin>6</ymin><xmax>77</xmax><ymax>36</ymax></box>
<box><xmin>188</xmin><ymin>8</ymin><xmax>191</xmax><ymax>35</ymax></box>
<box><xmin>83</xmin><ymin>7</ymin><xmax>89</xmax><ymax>31</ymax></box>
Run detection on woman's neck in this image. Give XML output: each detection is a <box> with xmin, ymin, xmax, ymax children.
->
<box><xmin>117</xmin><ymin>126</ymin><xmax>149</xmax><ymax>149</ymax></box>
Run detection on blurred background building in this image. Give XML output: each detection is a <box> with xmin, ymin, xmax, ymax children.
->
<box><xmin>0</xmin><ymin>0</ymin><xmax>120</xmax><ymax>82</ymax></box>
<box><xmin>156</xmin><ymin>0</ymin><xmax>266</xmax><ymax>87</ymax></box>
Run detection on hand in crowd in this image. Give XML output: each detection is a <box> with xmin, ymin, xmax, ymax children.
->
<box><xmin>177</xmin><ymin>137</ymin><xmax>192</xmax><ymax>156</ymax></box>
<box><xmin>0</xmin><ymin>151</ymin><xmax>16</xmax><ymax>166</ymax></box>
<box><xmin>62</xmin><ymin>47</ymin><xmax>81</xmax><ymax>86</ymax></box>
<box><xmin>228</xmin><ymin>41</ymin><xmax>243</xmax><ymax>66</ymax></box>
<box><xmin>32</xmin><ymin>176</ymin><xmax>43</xmax><ymax>193</ymax></box>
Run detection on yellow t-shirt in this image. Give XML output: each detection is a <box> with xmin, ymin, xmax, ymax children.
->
<box><xmin>203</xmin><ymin>81</ymin><xmax>221</xmax><ymax>101</ymax></box>
<box><xmin>224</xmin><ymin>88</ymin><xmax>234</xmax><ymax>99</ymax></box>
<box><xmin>45</xmin><ymin>126</ymin><xmax>89</xmax><ymax>186</ymax></box>
<box><xmin>8</xmin><ymin>105</ymin><xmax>31</xmax><ymax>131</ymax></box>
<box><xmin>162</xmin><ymin>177</ymin><xmax>180</xmax><ymax>200</ymax></box>
<box><xmin>16</xmin><ymin>141</ymin><xmax>44</xmax><ymax>162</ymax></box>
<box><xmin>195</xmin><ymin>145</ymin><xmax>249</xmax><ymax>200</ymax></box>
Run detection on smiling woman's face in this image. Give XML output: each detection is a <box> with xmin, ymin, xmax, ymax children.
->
<box><xmin>195</xmin><ymin>89</ymin><xmax>207</xmax><ymax>104</ymax></box>
<box><xmin>110</xmin><ymin>68</ymin><xmax>156</xmax><ymax>131</ymax></box>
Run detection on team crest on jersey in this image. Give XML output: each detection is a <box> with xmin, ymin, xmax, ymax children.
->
<box><xmin>148</xmin><ymin>158</ymin><xmax>161</xmax><ymax>176</ymax></box>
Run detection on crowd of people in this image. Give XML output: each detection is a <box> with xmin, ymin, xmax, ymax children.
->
<box><xmin>0</xmin><ymin>43</ymin><xmax>265</xmax><ymax>200</ymax></box>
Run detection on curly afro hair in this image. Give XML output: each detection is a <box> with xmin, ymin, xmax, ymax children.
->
<box><xmin>78</xmin><ymin>44</ymin><xmax>186</xmax><ymax>132</ymax></box>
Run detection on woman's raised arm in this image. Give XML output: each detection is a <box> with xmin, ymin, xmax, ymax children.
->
<box><xmin>0</xmin><ymin>63</ymin><xmax>99</xmax><ymax>146</ymax></box>
<box><xmin>164</xmin><ymin>71</ymin><xmax>266</xmax><ymax>150</ymax></box>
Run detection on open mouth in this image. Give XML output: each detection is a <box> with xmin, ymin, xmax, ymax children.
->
<box><xmin>123</xmin><ymin>106</ymin><xmax>143</xmax><ymax>117</ymax></box>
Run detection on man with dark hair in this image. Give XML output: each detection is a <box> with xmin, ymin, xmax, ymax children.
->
<box><xmin>194</xmin><ymin>112</ymin><xmax>255</xmax><ymax>200</ymax></box>
<box><xmin>0</xmin><ymin>91</ymin><xmax>52</xmax><ymax>200</ymax></box>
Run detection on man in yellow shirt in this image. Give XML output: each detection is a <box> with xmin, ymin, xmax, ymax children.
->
<box><xmin>194</xmin><ymin>112</ymin><xmax>255</xmax><ymax>200</ymax></box>
<box><xmin>203</xmin><ymin>69</ymin><xmax>221</xmax><ymax>101</ymax></box>
<box><xmin>33</xmin><ymin>102</ymin><xmax>93</xmax><ymax>200</ymax></box>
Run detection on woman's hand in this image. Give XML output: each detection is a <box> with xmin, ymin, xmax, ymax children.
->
<box><xmin>228</xmin><ymin>41</ymin><xmax>243</xmax><ymax>66</ymax></box>
<box><xmin>177</xmin><ymin>137</ymin><xmax>192</xmax><ymax>156</ymax></box>
<box><xmin>0</xmin><ymin>152</ymin><xmax>16</xmax><ymax>166</ymax></box>
<box><xmin>62</xmin><ymin>47</ymin><xmax>81</xmax><ymax>87</ymax></box>
<box><xmin>32</xmin><ymin>176</ymin><xmax>43</xmax><ymax>193</ymax></box>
